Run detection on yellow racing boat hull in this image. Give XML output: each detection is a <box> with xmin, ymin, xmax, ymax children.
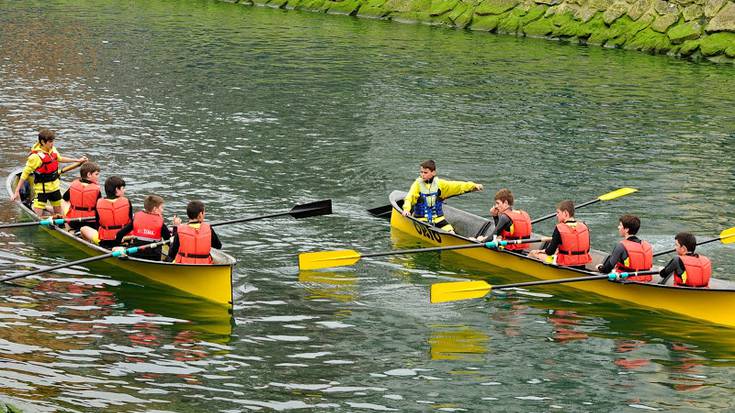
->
<box><xmin>389</xmin><ymin>191</ymin><xmax>735</xmax><ymax>328</ymax></box>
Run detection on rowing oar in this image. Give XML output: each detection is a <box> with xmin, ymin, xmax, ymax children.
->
<box><xmin>430</xmin><ymin>270</ymin><xmax>660</xmax><ymax>304</ymax></box>
<box><xmin>530</xmin><ymin>187</ymin><xmax>638</xmax><ymax>224</ymax></box>
<box><xmin>299</xmin><ymin>238</ymin><xmax>542</xmax><ymax>270</ymax></box>
<box><xmin>0</xmin><ymin>239</ymin><xmax>172</xmax><ymax>284</ymax></box>
<box><xmin>0</xmin><ymin>216</ymin><xmax>96</xmax><ymax>229</ymax></box>
<box><xmin>651</xmin><ymin>226</ymin><xmax>735</xmax><ymax>257</ymax></box>
<box><xmin>210</xmin><ymin>199</ymin><xmax>332</xmax><ymax>227</ymax></box>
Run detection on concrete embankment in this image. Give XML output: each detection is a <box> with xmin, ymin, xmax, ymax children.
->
<box><xmin>221</xmin><ymin>0</ymin><xmax>735</xmax><ymax>63</ymax></box>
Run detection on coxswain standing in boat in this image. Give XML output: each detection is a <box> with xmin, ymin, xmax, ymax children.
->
<box><xmin>595</xmin><ymin>214</ymin><xmax>654</xmax><ymax>281</ymax></box>
<box><xmin>168</xmin><ymin>200</ymin><xmax>222</xmax><ymax>264</ymax></box>
<box><xmin>529</xmin><ymin>200</ymin><xmax>592</xmax><ymax>270</ymax></box>
<box><xmin>401</xmin><ymin>160</ymin><xmax>483</xmax><ymax>233</ymax></box>
<box><xmin>63</xmin><ymin>161</ymin><xmax>101</xmax><ymax>232</ymax></box>
<box><xmin>10</xmin><ymin>129</ymin><xmax>88</xmax><ymax>216</ymax></box>
<box><xmin>114</xmin><ymin>194</ymin><xmax>177</xmax><ymax>261</ymax></box>
<box><xmin>80</xmin><ymin>176</ymin><xmax>132</xmax><ymax>249</ymax></box>
<box><xmin>473</xmin><ymin>188</ymin><xmax>533</xmax><ymax>253</ymax></box>
<box><xmin>658</xmin><ymin>232</ymin><xmax>712</xmax><ymax>287</ymax></box>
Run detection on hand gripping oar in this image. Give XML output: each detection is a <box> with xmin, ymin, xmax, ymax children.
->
<box><xmin>430</xmin><ymin>270</ymin><xmax>661</xmax><ymax>304</ymax></box>
<box><xmin>0</xmin><ymin>216</ymin><xmax>96</xmax><ymax>229</ymax></box>
<box><xmin>210</xmin><ymin>199</ymin><xmax>332</xmax><ymax>227</ymax></box>
<box><xmin>530</xmin><ymin>187</ymin><xmax>638</xmax><ymax>224</ymax></box>
<box><xmin>652</xmin><ymin>227</ymin><xmax>735</xmax><ymax>257</ymax></box>
<box><xmin>299</xmin><ymin>238</ymin><xmax>542</xmax><ymax>270</ymax></box>
<box><xmin>0</xmin><ymin>239</ymin><xmax>172</xmax><ymax>284</ymax></box>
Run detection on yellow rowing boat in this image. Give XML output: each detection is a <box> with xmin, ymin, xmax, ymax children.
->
<box><xmin>5</xmin><ymin>170</ymin><xmax>236</xmax><ymax>308</ymax></box>
<box><xmin>387</xmin><ymin>190</ymin><xmax>735</xmax><ymax>328</ymax></box>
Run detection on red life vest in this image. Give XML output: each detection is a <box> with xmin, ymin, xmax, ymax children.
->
<box><xmin>615</xmin><ymin>239</ymin><xmax>654</xmax><ymax>281</ymax></box>
<box><xmin>131</xmin><ymin>211</ymin><xmax>163</xmax><ymax>242</ymax></box>
<box><xmin>97</xmin><ymin>197</ymin><xmax>131</xmax><ymax>241</ymax></box>
<box><xmin>555</xmin><ymin>221</ymin><xmax>592</xmax><ymax>267</ymax></box>
<box><xmin>66</xmin><ymin>179</ymin><xmax>100</xmax><ymax>219</ymax></box>
<box><xmin>175</xmin><ymin>223</ymin><xmax>213</xmax><ymax>265</ymax></box>
<box><xmin>676</xmin><ymin>255</ymin><xmax>712</xmax><ymax>287</ymax></box>
<box><xmin>500</xmin><ymin>210</ymin><xmax>532</xmax><ymax>251</ymax></box>
<box><xmin>31</xmin><ymin>150</ymin><xmax>60</xmax><ymax>184</ymax></box>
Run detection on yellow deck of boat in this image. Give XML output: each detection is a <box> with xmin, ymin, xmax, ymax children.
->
<box><xmin>5</xmin><ymin>170</ymin><xmax>236</xmax><ymax>309</ymax></box>
<box><xmin>388</xmin><ymin>190</ymin><xmax>735</xmax><ymax>328</ymax></box>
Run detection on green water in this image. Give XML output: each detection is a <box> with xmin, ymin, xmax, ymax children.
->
<box><xmin>1</xmin><ymin>0</ymin><xmax>735</xmax><ymax>411</ymax></box>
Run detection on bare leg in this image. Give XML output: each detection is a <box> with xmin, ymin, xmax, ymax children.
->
<box><xmin>80</xmin><ymin>226</ymin><xmax>98</xmax><ymax>243</ymax></box>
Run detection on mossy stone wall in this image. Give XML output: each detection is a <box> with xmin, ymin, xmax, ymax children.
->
<box><xmin>222</xmin><ymin>0</ymin><xmax>735</xmax><ymax>63</ymax></box>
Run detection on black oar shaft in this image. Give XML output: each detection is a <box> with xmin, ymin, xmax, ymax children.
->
<box><xmin>653</xmin><ymin>235</ymin><xmax>727</xmax><ymax>258</ymax></box>
<box><xmin>212</xmin><ymin>211</ymin><xmax>291</xmax><ymax>227</ymax></box>
<box><xmin>493</xmin><ymin>269</ymin><xmax>660</xmax><ymax>290</ymax></box>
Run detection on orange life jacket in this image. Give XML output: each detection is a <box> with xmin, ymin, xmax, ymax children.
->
<box><xmin>66</xmin><ymin>179</ymin><xmax>100</xmax><ymax>219</ymax></box>
<box><xmin>555</xmin><ymin>221</ymin><xmax>592</xmax><ymax>267</ymax></box>
<box><xmin>97</xmin><ymin>197</ymin><xmax>132</xmax><ymax>241</ymax></box>
<box><xmin>31</xmin><ymin>150</ymin><xmax>60</xmax><ymax>184</ymax></box>
<box><xmin>175</xmin><ymin>223</ymin><xmax>213</xmax><ymax>265</ymax></box>
<box><xmin>500</xmin><ymin>210</ymin><xmax>532</xmax><ymax>251</ymax></box>
<box><xmin>130</xmin><ymin>211</ymin><xmax>163</xmax><ymax>242</ymax></box>
<box><xmin>615</xmin><ymin>239</ymin><xmax>654</xmax><ymax>281</ymax></box>
<box><xmin>676</xmin><ymin>255</ymin><xmax>712</xmax><ymax>287</ymax></box>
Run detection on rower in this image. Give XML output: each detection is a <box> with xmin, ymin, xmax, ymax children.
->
<box><xmin>81</xmin><ymin>176</ymin><xmax>132</xmax><ymax>249</ymax></box>
<box><xmin>63</xmin><ymin>161</ymin><xmax>101</xmax><ymax>232</ymax></box>
<box><xmin>401</xmin><ymin>159</ymin><xmax>483</xmax><ymax>233</ymax></box>
<box><xmin>596</xmin><ymin>214</ymin><xmax>654</xmax><ymax>281</ymax></box>
<box><xmin>659</xmin><ymin>232</ymin><xmax>712</xmax><ymax>287</ymax></box>
<box><xmin>529</xmin><ymin>200</ymin><xmax>592</xmax><ymax>270</ymax></box>
<box><xmin>114</xmin><ymin>195</ymin><xmax>175</xmax><ymax>261</ymax></box>
<box><xmin>169</xmin><ymin>200</ymin><xmax>222</xmax><ymax>264</ymax></box>
<box><xmin>10</xmin><ymin>129</ymin><xmax>88</xmax><ymax>216</ymax></box>
<box><xmin>474</xmin><ymin>188</ymin><xmax>532</xmax><ymax>252</ymax></box>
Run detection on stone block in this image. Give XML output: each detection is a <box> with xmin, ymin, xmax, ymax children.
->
<box><xmin>588</xmin><ymin>0</ymin><xmax>610</xmax><ymax>11</ymax></box>
<box><xmin>475</xmin><ymin>0</ymin><xmax>520</xmax><ymax>15</ymax></box>
<box><xmin>706</xmin><ymin>1</ymin><xmax>735</xmax><ymax>31</ymax></box>
<box><xmin>626</xmin><ymin>26</ymin><xmax>674</xmax><ymax>52</ymax></box>
<box><xmin>667</xmin><ymin>20</ymin><xmax>703</xmax><ymax>42</ymax></box>
<box><xmin>700</xmin><ymin>31</ymin><xmax>735</xmax><ymax>54</ymax></box>
<box><xmin>703</xmin><ymin>0</ymin><xmax>727</xmax><ymax>17</ymax></box>
<box><xmin>653</xmin><ymin>0</ymin><xmax>678</xmax><ymax>15</ymax></box>
<box><xmin>430</xmin><ymin>0</ymin><xmax>460</xmax><ymax>15</ymax></box>
<box><xmin>521</xmin><ymin>4</ymin><xmax>548</xmax><ymax>23</ymax></box>
<box><xmin>523</xmin><ymin>15</ymin><xmax>555</xmax><ymax>34</ymax></box>
<box><xmin>327</xmin><ymin>0</ymin><xmax>363</xmax><ymax>14</ymax></box>
<box><xmin>651</xmin><ymin>13</ymin><xmax>679</xmax><ymax>31</ymax></box>
<box><xmin>627</xmin><ymin>0</ymin><xmax>653</xmax><ymax>20</ymax></box>
<box><xmin>534</xmin><ymin>0</ymin><xmax>561</xmax><ymax>5</ymax></box>
<box><xmin>603</xmin><ymin>1</ymin><xmax>630</xmax><ymax>24</ymax></box>
<box><xmin>469</xmin><ymin>12</ymin><xmax>504</xmax><ymax>29</ymax></box>
<box><xmin>682</xmin><ymin>4</ymin><xmax>703</xmax><ymax>19</ymax></box>
<box><xmin>678</xmin><ymin>38</ymin><xmax>701</xmax><ymax>54</ymax></box>
<box><xmin>576</xmin><ymin>5</ymin><xmax>599</xmax><ymax>21</ymax></box>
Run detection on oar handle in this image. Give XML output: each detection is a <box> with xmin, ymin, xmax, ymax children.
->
<box><xmin>0</xmin><ymin>216</ymin><xmax>96</xmax><ymax>229</ymax></box>
<box><xmin>0</xmin><ymin>238</ymin><xmax>172</xmax><ymax>283</ymax></box>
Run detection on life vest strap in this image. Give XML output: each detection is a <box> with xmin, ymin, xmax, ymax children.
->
<box><xmin>178</xmin><ymin>252</ymin><xmax>211</xmax><ymax>259</ymax></box>
<box><xmin>558</xmin><ymin>249</ymin><xmax>590</xmax><ymax>255</ymax></box>
<box><xmin>71</xmin><ymin>205</ymin><xmax>95</xmax><ymax>211</ymax></box>
<box><xmin>101</xmin><ymin>224</ymin><xmax>123</xmax><ymax>230</ymax></box>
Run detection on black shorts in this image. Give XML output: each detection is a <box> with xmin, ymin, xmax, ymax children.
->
<box><xmin>36</xmin><ymin>189</ymin><xmax>62</xmax><ymax>203</ymax></box>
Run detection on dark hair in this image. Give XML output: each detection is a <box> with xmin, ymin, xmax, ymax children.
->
<box><xmin>494</xmin><ymin>188</ymin><xmax>514</xmax><ymax>206</ymax></box>
<box><xmin>38</xmin><ymin>128</ymin><xmax>56</xmax><ymax>143</ymax></box>
<box><xmin>619</xmin><ymin>214</ymin><xmax>640</xmax><ymax>235</ymax></box>
<box><xmin>557</xmin><ymin>200</ymin><xmax>575</xmax><ymax>217</ymax></box>
<box><xmin>143</xmin><ymin>195</ymin><xmax>164</xmax><ymax>212</ymax></box>
<box><xmin>420</xmin><ymin>160</ymin><xmax>436</xmax><ymax>171</ymax></box>
<box><xmin>186</xmin><ymin>200</ymin><xmax>206</xmax><ymax>219</ymax></box>
<box><xmin>80</xmin><ymin>161</ymin><xmax>100</xmax><ymax>178</ymax></box>
<box><xmin>104</xmin><ymin>176</ymin><xmax>126</xmax><ymax>198</ymax></box>
<box><xmin>675</xmin><ymin>232</ymin><xmax>697</xmax><ymax>253</ymax></box>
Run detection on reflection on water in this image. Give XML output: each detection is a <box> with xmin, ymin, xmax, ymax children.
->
<box><xmin>428</xmin><ymin>325</ymin><xmax>489</xmax><ymax>361</ymax></box>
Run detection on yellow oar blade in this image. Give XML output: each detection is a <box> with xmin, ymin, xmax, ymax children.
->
<box><xmin>298</xmin><ymin>249</ymin><xmax>361</xmax><ymax>270</ymax></box>
<box><xmin>430</xmin><ymin>280</ymin><xmax>492</xmax><ymax>304</ymax></box>
<box><xmin>720</xmin><ymin>227</ymin><xmax>735</xmax><ymax>244</ymax></box>
<box><xmin>598</xmin><ymin>187</ymin><xmax>638</xmax><ymax>201</ymax></box>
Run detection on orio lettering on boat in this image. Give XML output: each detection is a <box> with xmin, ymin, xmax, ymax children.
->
<box><xmin>412</xmin><ymin>221</ymin><xmax>442</xmax><ymax>243</ymax></box>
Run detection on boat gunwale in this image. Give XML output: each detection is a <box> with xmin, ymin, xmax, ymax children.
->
<box><xmin>388</xmin><ymin>190</ymin><xmax>735</xmax><ymax>293</ymax></box>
